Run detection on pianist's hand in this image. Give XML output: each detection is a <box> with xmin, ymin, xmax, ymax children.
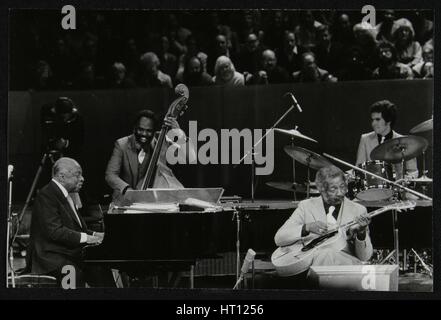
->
<box><xmin>87</xmin><ymin>234</ymin><xmax>102</xmax><ymax>245</ymax></box>
<box><xmin>94</xmin><ymin>232</ymin><xmax>104</xmax><ymax>241</ymax></box>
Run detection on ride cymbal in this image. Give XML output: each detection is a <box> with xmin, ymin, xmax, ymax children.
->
<box><xmin>275</xmin><ymin>128</ymin><xmax>318</xmax><ymax>143</ymax></box>
<box><xmin>410</xmin><ymin>118</ymin><xmax>433</xmax><ymax>134</ymax></box>
<box><xmin>284</xmin><ymin>146</ymin><xmax>332</xmax><ymax>170</ymax></box>
<box><xmin>370</xmin><ymin>136</ymin><xmax>428</xmax><ymax>163</ymax></box>
<box><xmin>266</xmin><ymin>182</ymin><xmax>320</xmax><ymax>194</ymax></box>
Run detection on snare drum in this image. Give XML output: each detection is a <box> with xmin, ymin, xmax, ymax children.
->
<box><xmin>354</xmin><ymin>161</ymin><xmax>394</xmax><ymax>201</ymax></box>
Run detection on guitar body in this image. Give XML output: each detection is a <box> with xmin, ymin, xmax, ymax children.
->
<box><xmin>271</xmin><ymin>230</ymin><xmax>348</xmax><ymax>276</ymax></box>
<box><xmin>271</xmin><ymin>241</ymin><xmax>315</xmax><ymax>276</ymax></box>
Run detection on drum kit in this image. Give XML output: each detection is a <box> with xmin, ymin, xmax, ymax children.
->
<box><xmin>266</xmin><ymin>127</ymin><xmax>331</xmax><ymax>198</ymax></box>
<box><xmin>267</xmin><ymin>117</ymin><xmax>433</xmax><ymax>202</ymax></box>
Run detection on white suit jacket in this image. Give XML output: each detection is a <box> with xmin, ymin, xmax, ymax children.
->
<box><xmin>274</xmin><ymin>196</ymin><xmax>373</xmax><ymax>262</ymax></box>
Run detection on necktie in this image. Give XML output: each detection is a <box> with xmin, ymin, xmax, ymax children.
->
<box><xmin>326</xmin><ymin>206</ymin><xmax>337</xmax><ymax>227</ymax></box>
<box><xmin>67</xmin><ymin>195</ymin><xmax>82</xmax><ymax>227</ymax></box>
<box><xmin>138</xmin><ymin>149</ymin><xmax>146</xmax><ymax>164</ymax></box>
<box><xmin>380</xmin><ymin>136</ymin><xmax>385</xmax><ymax>144</ymax></box>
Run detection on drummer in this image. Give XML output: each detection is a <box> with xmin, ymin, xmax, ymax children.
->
<box><xmin>356</xmin><ymin>100</ymin><xmax>418</xmax><ymax>179</ymax></box>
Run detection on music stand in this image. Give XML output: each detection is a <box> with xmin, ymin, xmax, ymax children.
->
<box><xmin>121</xmin><ymin>188</ymin><xmax>224</xmax><ymax>207</ymax></box>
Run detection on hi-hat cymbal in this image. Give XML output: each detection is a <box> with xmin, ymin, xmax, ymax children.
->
<box><xmin>370</xmin><ymin>136</ymin><xmax>428</xmax><ymax>163</ymax></box>
<box><xmin>275</xmin><ymin>128</ymin><xmax>318</xmax><ymax>143</ymax></box>
<box><xmin>410</xmin><ymin>118</ymin><xmax>433</xmax><ymax>134</ymax></box>
<box><xmin>284</xmin><ymin>146</ymin><xmax>332</xmax><ymax>170</ymax></box>
<box><xmin>266</xmin><ymin>182</ymin><xmax>320</xmax><ymax>194</ymax></box>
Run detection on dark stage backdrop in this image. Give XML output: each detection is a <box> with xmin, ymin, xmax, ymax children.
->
<box><xmin>9</xmin><ymin>80</ymin><xmax>433</xmax><ymax>202</ymax></box>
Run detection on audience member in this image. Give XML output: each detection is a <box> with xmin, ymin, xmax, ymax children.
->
<box><xmin>372</xmin><ymin>42</ymin><xmax>413</xmax><ymax>80</ymax></box>
<box><xmin>213</xmin><ymin>56</ymin><xmax>245</xmax><ymax>86</ymax></box>
<box><xmin>294</xmin><ymin>10</ymin><xmax>323</xmax><ymax>52</ymax></box>
<box><xmin>137</xmin><ymin>52</ymin><xmax>173</xmax><ymax>88</ymax></box>
<box><xmin>177</xmin><ymin>56</ymin><xmax>214</xmax><ymax>87</ymax></box>
<box><xmin>276</xmin><ymin>31</ymin><xmax>301</xmax><ymax>75</ymax></box>
<box><xmin>392</xmin><ymin>18</ymin><xmax>423</xmax><ymax>68</ymax></box>
<box><xmin>292</xmin><ymin>52</ymin><xmax>337</xmax><ymax>82</ymax></box>
<box><xmin>247</xmin><ymin>49</ymin><xmax>289</xmax><ymax>85</ymax></box>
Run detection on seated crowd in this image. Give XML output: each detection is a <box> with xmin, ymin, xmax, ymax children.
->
<box><xmin>11</xmin><ymin>9</ymin><xmax>434</xmax><ymax>91</ymax></box>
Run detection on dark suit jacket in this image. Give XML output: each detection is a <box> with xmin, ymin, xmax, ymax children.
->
<box><xmin>105</xmin><ymin>134</ymin><xmax>183</xmax><ymax>200</ymax></box>
<box><xmin>27</xmin><ymin>181</ymin><xmax>93</xmax><ymax>274</ymax></box>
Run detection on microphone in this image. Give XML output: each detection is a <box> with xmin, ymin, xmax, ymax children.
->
<box><xmin>240</xmin><ymin>248</ymin><xmax>256</xmax><ymax>274</ymax></box>
<box><xmin>286</xmin><ymin>92</ymin><xmax>303</xmax><ymax>113</ymax></box>
<box><xmin>8</xmin><ymin>165</ymin><xmax>14</xmax><ymax>180</ymax></box>
<box><xmin>233</xmin><ymin>248</ymin><xmax>256</xmax><ymax>289</ymax></box>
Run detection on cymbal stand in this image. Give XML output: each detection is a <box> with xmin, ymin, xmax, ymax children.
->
<box><xmin>420</xmin><ymin>150</ymin><xmax>429</xmax><ymax>195</ymax></box>
<box><xmin>251</xmin><ymin>148</ymin><xmax>256</xmax><ymax>203</ymax></box>
<box><xmin>15</xmin><ymin>151</ymin><xmax>57</xmax><ymax>243</ymax></box>
<box><xmin>400</xmin><ymin>147</ymin><xmax>406</xmax><ymax>180</ymax></box>
<box><xmin>232</xmin><ymin>208</ymin><xmax>241</xmax><ymax>283</ymax></box>
<box><xmin>6</xmin><ymin>171</ymin><xmax>15</xmax><ymax>288</ymax></box>
<box><xmin>411</xmin><ymin>249</ymin><xmax>433</xmax><ymax>278</ymax></box>
<box><xmin>392</xmin><ymin>209</ymin><xmax>400</xmax><ymax>270</ymax></box>
<box><xmin>236</xmin><ymin>101</ymin><xmax>297</xmax><ymax>202</ymax></box>
<box><xmin>291</xmin><ymin>136</ymin><xmax>297</xmax><ymax>201</ymax></box>
<box><xmin>305</xmin><ymin>155</ymin><xmax>312</xmax><ymax>198</ymax></box>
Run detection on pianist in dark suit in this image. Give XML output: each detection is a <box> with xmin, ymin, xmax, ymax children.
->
<box><xmin>105</xmin><ymin>109</ymin><xmax>194</xmax><ymax>200</ymax></box>
<box><xmin>27</xmin><ymin>157</ymin><xmax>105</xmax><ymax>287</ymax></box>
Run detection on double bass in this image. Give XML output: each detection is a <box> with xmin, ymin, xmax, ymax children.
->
<box><xmin>271</xmin><ymin>201</ymin><xmax>415</xmax><ymax>277</ymax></box>
<box><xmin>140</xmin><ymin>84</ymin><xmax>189</xmax><ymax>190</ymax></box>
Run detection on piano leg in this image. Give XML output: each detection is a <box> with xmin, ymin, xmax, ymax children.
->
<box><xmin>190</xmin><ymin>265</ymin><xmax>194</xmax><ymax>289</ymax></box>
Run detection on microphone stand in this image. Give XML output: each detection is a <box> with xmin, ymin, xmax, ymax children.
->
<box><xmin>232</xmin><ymin>207</ymin><xmax>242</xmax><ymax>283</ymax></box>
<box><xmin>236</xmin><ymin>103</ymin><xmax>297</xmax><ymax>202</ymax></box>
<box><xmin>7</xmin><ymin>170</ymin><xmax>15</xmax><ymax>288</ymax></box>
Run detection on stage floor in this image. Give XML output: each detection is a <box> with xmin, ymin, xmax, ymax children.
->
<box><xmin>10</xmin><ymin>257</ymin><xmax>432</xmax><ymax>292</ymax></box>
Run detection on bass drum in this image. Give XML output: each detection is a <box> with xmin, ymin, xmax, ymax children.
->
<box><xmin>355</xmin><ymin>161</ymin><xmax>394</xmax><ymax>201</ymax></box>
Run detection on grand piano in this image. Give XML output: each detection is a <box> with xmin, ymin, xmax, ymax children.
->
<box><xmin>83</xmin><ymin>188</ymin><xmax>232</xmax><ymax>287</ymax></box>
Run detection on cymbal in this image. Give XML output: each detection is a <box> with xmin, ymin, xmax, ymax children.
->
<box><xmin>370</xmin><ymin>136</ymin><xmax>428</xmax><ymax>163</ymax></box>
<box><xmin>275</xmin><ymin>128</ymin><xmax>318</xmax><ymax>143</ymax></box>
<box><xmin>284</xmin><ymin>146</ymin><xmax>332</xmax><ymax>170</ymax></box>
<box><xmin>410</xmin><ymin>118</ymin><xmax>433</xmax><ymax>134</ymax></box>
<box><xmin>266</xmin><ymin>182</ymin><xmax>320</xmax><ymax>194</ymax></box>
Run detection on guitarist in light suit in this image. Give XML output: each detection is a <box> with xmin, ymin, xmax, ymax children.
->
<box><xmin>275</xmin><ymin>165</ymin><xmax>373</xmax><ymax>266</ymax></box>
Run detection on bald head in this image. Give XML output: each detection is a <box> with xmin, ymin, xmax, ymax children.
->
<box><xmin>52</xmin><ymin>157</ymin><xmax>84</xmax><ymax>193</ymax></box>
<box><xmin>140</xmin><ymin>52</ymin><xmax>160</xmax><ymax>76</ymax></box>
<box><xmin>262</xmin><ymin>49</ymin><xmax>277</xmax><ymax>71</ymax></box>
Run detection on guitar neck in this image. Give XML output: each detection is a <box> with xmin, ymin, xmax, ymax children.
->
<box><xmin>331</xmin><ymin>206</ymin><xmax>393</xmax><ymax>232</ymax></box>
